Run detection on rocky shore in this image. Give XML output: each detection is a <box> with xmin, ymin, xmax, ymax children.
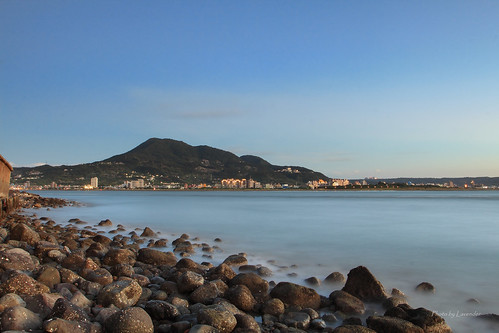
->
<box><xmin>0</xmin><ymin>192</ymin><xmax>464</xmax><ymax>332</ymax></box>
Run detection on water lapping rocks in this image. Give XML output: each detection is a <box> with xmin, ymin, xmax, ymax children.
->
<box><xmin>0</xmin><ymin>193</ymin><xmax>457</xmax><ymax>332</ymax></box>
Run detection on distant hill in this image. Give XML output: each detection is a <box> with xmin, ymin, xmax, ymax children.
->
<box><xmin>11</xmin><ymin>138</ymin><xmax>329</xmax><ymax>186</ymax></box>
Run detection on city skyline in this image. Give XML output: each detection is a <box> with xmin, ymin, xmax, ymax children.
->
<box><xmin>1</xmin><ymin>1</ymin><xmax>499</xmax><ymax>178</ymax></box>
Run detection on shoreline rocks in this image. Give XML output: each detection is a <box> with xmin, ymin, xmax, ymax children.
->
<box><xmin>0</xmin><ymin>192</ymin><xmax>455</xmax><ymax>332</ymax></box>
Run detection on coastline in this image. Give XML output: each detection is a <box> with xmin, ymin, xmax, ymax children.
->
<box><xmin>0</xmin><ymin>192</ymin><xmax>495</xmax><ymax>332</ymax></box>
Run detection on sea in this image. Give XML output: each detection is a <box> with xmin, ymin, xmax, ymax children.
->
<box><xmin>27</xmin><ymin>190</ymin><xmax>499</xmax><ymax>332</ymax></box>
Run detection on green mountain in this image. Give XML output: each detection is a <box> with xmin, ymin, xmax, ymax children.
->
<box><xmin>12</xmin><ymin>138</ymin><xmax>329</xmax><ymax>187</ymax></box>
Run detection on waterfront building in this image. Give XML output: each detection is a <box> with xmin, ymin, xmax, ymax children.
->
<box><xmin>91</xmin><ymin>177</ymin><xmax>98</xmax><ymax>188</ymax></box>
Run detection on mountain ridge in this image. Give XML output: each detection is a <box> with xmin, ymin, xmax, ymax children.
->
<box><xmin>11</xmin><ymin>138</ymin><xmax>329</xmax><ymax>187</ymax></box>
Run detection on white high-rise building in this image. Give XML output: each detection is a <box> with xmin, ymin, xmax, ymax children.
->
<box><xmin>91</xmin><ymin>177</ymin><xmax>98</xmax><ymax>188</ymax></box>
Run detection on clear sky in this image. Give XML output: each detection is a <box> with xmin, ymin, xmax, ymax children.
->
<box><xmin>1</xmin><ymin>1</ymin><xmax>498</xmax><ymax>178</ymax></box>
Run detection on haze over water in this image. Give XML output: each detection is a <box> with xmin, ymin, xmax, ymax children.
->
<box><xmin>31</xmin><ymin>190</ymin><xmax>499</xmax><ymax>332</ymax></box>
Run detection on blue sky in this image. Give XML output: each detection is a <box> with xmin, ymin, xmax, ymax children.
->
<box><xmin>1</xmin><ymin>1</ymin><xmax>498</xmax><ymax>178</ymax></box>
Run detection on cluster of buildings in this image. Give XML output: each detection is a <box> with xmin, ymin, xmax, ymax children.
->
<box><xmin>307</xmin><ymin>178</ymin><xmax>351</xmax><ymax>189</ymax></box>
<box><xmin>220</xmin><ymin>178</ymin><xmax>262</xmax><ymax>189</ymax></box>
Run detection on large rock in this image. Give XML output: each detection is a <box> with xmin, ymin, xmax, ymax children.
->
<box><xmin>190</xmin><ymin>281</ymin><xmax>226</xmax><ymax>305</ymax></box>
<box><xmin>269</xmin><ymin>282</ymin><xmax>321</xmax><ymax>309</ymax></box>
<box><xmin>81</xmin><ymin>268</ymin><xmax>113</xmax><ymax>286</ymax></box>
<box><xmin>229</xmin><ymin>272</ymin><xmax>269</xmax><ymax>295</ymax></box>
<box><xmin>223</xmin><ymin>254</ymin><xmax>248</xmax><ymax>267</ymax></box>
<box><xmin>385</xmin><ymin>305</ymin><xmax>452</xmax><ymax>333</ymax></box>
<box><xmin>0</xmin><ymin>248</ymin><xmax>38</xmax><ymax>271</ymax></box>
<box><xmin>102</xmin><ymin>248</ymin><xmax>136</xmax><ymax>266</ymax></box>
<box><xmin>10</xmin><ymin>223</ymin><xmax>41</xmax><ymax>245</ymax></box>
<box><xmin>366</xmin><ymin>316</ymin><xmax>424</xmax><ymax>333</ymax></box>
<box><xmin>283</xmin><ymin>311</ymin><xmax>311</xmax><ymax>330</ymax></box>
<box><xmin>207</xmin><ymin>263</ymin><xmax>236</xmax><ymax>283</ymax></box>
<box><xmin>144</xmin><ymin>300</ymin><xmax>180</xmax><ymax>321</ymax></box>
<box><xmin>226</xmin><ymin>285</ymin><xmax>257</xmax><ymax>312</ymax></box>
<box><xmin>44</xmin><ymin>318</ymin><xmax>102</xmax><ymax>333</ymax></box>
<box><xmin>262</xmin><ymin>298</ymin><xmax>285</xmax><ymax>316</ymax></box>
<box><xmin>177</xmin><ymin>271</ymin><xmax>204</xmax><ymax>294</ymax></box>
<box><xmin>49</xmin><ymin>297</ymin><xmax>90</xmax><ymax>323</ymax></box>
<box><xmin>198</xmin><ymin>306</ymin><xmax>237</xmax><ymax>333</ymax></box>
<box><xmin>342</xmin><ymin>266</ymin><xmax>388</xmax><ymax>302</ymax></box>
<box><xmin>234</xmin><ymin>313</ymin><xmax>261</xmax><ymax>332</ymax></box>
<box><xmin>0</xmin><ymin>306</ymin><xmax>42</xmax><ymax>331</ymax></box>
<box><xmin>0</xmin><ymin>293</ymin><xmax>26</xmax><ymax>312</ymax></box>
<box><xmin>105</xmin><ymin>307</ymin><xmax>154</xmax><ymax>333</ymax></box>
<box><xmin>97</xmin><ymin>280</ymin><xmax>142</xmax><ymax>308</ymax></box>
<box><xmin>0</xmin><ymin>271</ymin><xmax>50</xmax><ymax>297</ymax></box>
<box><xmin>329</xmin><ymin>290</ymin><xmax>365</xmax><ymax>315</ymax></box>
<box><xmin>24</xmin><ymin>293</ymin><xmax>62</xmax><ymax>320</ymax></box>
<box><xmin>137</xmin><ymin>248</ymin><xmax>177</xmax><ymax>266</ymax></box>
<box><xmin>37</xmin><ymin>265</ymin><xmax>61</xmax><ymax>289</ymax></box>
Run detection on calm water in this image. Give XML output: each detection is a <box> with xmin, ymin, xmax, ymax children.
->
<box><xmin>29</xmin><ymin>190</ymin><xmax>499</xmax><ymax>332</ymax></box>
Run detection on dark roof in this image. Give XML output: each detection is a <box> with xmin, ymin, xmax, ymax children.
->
<box><xmin>0</xmin><ymin>154</ymin><xmax>13</xmax><ymax>172</ymax></box>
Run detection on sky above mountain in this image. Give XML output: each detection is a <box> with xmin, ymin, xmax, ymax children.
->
<box><xmin>1</xmin><ymin>1</ymin><xmax>498</xmax><ymax>178</ymax></box>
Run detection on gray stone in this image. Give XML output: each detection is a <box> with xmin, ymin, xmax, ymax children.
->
<box><xmin>283</xmin><ymin>312</ymin><xmax>311</xmax><ymax>330</ymax></box>
<box><xmin>415</xmin><ymin>282</ymin><xmax>435</xmax><ymax>294</ymax></box>
<box><xmin>325</xmin><ymin>272</ymin><xmax>346</xmax><ymax>284</ymax></box>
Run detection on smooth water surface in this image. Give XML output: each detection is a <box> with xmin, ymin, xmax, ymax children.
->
<box><xmin>30</xmin><ymin>190</ymin><xmax>499</xmax><ymax>332</ymax></box>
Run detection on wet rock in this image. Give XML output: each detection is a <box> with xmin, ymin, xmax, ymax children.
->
<box><xmin>367</xmin><ymin>315</ymin><xmax>424</xmax><ymax>333</ymax></box>
<box><xmin>0</xmin><ymin>306</ymin><xmax>42</xmax><ymax>331</ymax></box>
<box><xmin>37</xmin><ymin>265</ymin><xmax>61</xmax><ymax>289</ymax></box>
<box><xmin>257</xmin><ymin>266</ymin><xmax>273</xmax><ymax>277</ymax></box>
<box><xmin>262</xmin><ymin>298</ymin><xmax>285</xmax><ymax>316</ymax></box>
<box><xmin>10</xmin><ymin>223</ymin><xmax>41</xmax><ymax>245</ymax></box>
<box><xmin>234</xmin><ymin>313</ymin><xmax>260</xmax><ymax>331</ymax></box>
<box><xmin>332</xmin><ymin>325</ymin><xmax>376</xmax><ymax>333</ymax></box>
<box><xmin>59</xmin><ymin>267</ymin><xmax>81</xmax><ymax>284</ymax></box>
<box><xmin>81</xmin><ymin>268</ymin><xmax>114</xmax><ymax>286</ymax></box>
<box><xmin>49</xmin><ymin>297</ymin><xmax>90</xmax><ymax>323</ymax></box>
<box><xmin>141</xmin><ymin>227</ymin><xmax>156</xmax><ymax>237</ymax></box>
<box><xmin>269</xmin><ymin>282</ymin><xmax>321</xmax><ymax>310</ymax></box>
<box><xmin>0</xmin><ymin>248</ymin><xmax>38</xmax><ymax>271</ymax></box>
<box><xmin>226</xmin><ymin>285</ymin><xmax>257</xmax><ymax>312</ymax></box>
<box><xmin>223</xmin><ymin>254</ymin><xmax>248</xmax><ymax>267</ymax></box>
<box><xmin>177</xmin><ymin>271</ymin><xmax>205</xmax><ymax>294</ymax></box>
<box><xmin>98</xmin><ymin>219</ymin><xmax>113</xmax><ymax>226</ymax></box>
<box><xmin>329</xmin><ymin>290</ymin><xmax>365</xmax><ymax>315</ymax></box>
<box><xmin>0</xmin><ymin>293</ymin><xmax>26</xmax><ymax>312</ymax></box>
<box><xmin>61</xmin><ymin>253</ymin><xmax>86</xmax><ymax>271</ymax></box>
<box><xmin>198</xmin><ymin>306</ymin><xmax>237</xmax><ymax>333</ymax></box>
<box><xmin>102</xmin><ymin>248</ymin><xmax>136</xmax><ymax>266</ymax></box>
<box><xmin>342</xmin><ymin>266</ymin><xmax>388</xmax><ymax>302</ymax></box>
<box><xmin>415</xmin><ymin>282</ymin><xmax>435</xmax><ymax>294</ymax></box>
<box><xmin>110</xmin><ymin>263</ymin><xmax>135</xmax><ymax>277</ymax></box>
<box><xmin>24</xmin><ymin>293</ymin><xmax>62</xmax><ymax>320</ymax></box>
<box><xmin>86</xmin><ymin>242</ymin><xmax>109</xmax><ymax>258</ymax></box>
<box><xmin>0</xmin><ymin>271</ymin><xmax>50</xmax><ymax>297</ymax></box>
<box><xmin>105</xmin><ymin>307</ymin><xmax>154</xmax><ymax>333</ymax></box>
<box><xmin>190</xmin><ymin>324</ymin><xmax>220</xmax><ymax>333</ymax></box>
<box><xmin>190</xmin><ymin>281</ymin><xmax>227</xmax><ymax>305</ymax></box>
<box><xmin>207</xmin><ymin>263</ymin><xmax>237</xmax><ymax>283</ymax></box>
<box><xmin>283</xmin><ymin>312</ymin><xmax>311</xmax><ymax>330</ymax></box>
<box><xmin>144</xmin><ymin>300</ymin><xmax>180</xmax><ymax>320</ymax></box>
<box><xmin>305</xmin><ymin>276</ymin><xmax>321</xmax><ymax>286</ymax></box>
<box><xmin>97</xmin><ymin>279</ymin><xmax>142</xmax><ymax>308</ymax></box>
<box><xmin>383</xmin><ymin>296</ymin><xmax>408</xmax><ymax>309</ymax></box>
<box><xmin>325</xmin><ymin>272</ymin><xmax>346</xmax><ymax>284</ymax></box>
<box><xmin>229</xmin><ymin>272</ymin><xmax>269</xmax><ymax>295</ymax></box>
<box><xmin>70</xmin><ymin>290</ymin><xmax>92</xmax><ymax>310</ymax></box>
<box><xmin>137</xmin><ymin>248</ymin><xmax>177</xmax><ymax>266</ymax></box>
<box><xmin>44</xmin><ymin>318</ymin><xmax>102</xmax><ymax>333</ymax></box>
<box><xmin>310</xmin><ymin>318</ymin><xmax>327</xmax><ymax>330</ymax></box>
<box><xmin>402</xmin><ymin>307</ymin><xmax>452</xmax><ymax>333</ymax></box>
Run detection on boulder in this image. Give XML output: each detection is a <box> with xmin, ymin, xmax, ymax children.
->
<box><xmin>141</xmin><ymin>227</ymin><xmax>156</xmax><ymax>237</ymax></box>
<box><xmin>10</xmin><ymin>223</ymin><xmax>41</xmax><ymax>245</ymax></box>
<box><xmin>262</xmin><ymin>298</ymin><xmax>285</xmax><ymax>316</ymax></box>
<box><xmin>0</xmin><ymin>293</ymin><xmax>26</xmax><ymax>312</ymax></box>
<box><xmin>144</xmin><ymin>300</ymin><xmax>180</xmax><ymax>321</ymax></box>
<box><xmin>105</xmin><ymin>307</ymin><xmax>154</xmax><ymax>333</ymax></box>
<box><xmin>190</xmin><ymin>324</ymin><xmax>220</xmax><ymax>333</ymax></box>
<box><xmin>386</xmin><ymin>306</ymin><xmax>452</xmax><ymax>333</ymax></box>
<box><xmin>137</xmin><ymin>248</ymin><xmax>177</xmax><ymax>266</ymax></box>
<box><xmin>0</xmin><ymin>306</ymin><xmax>42</xmax><ymax>331</ymax></box>
<box><xmin>333</xmin><ymin>325</ymin><xmax>377</xmax><ymax>333</ymax></box>
<box><xmin>229</xmin><ymin>272</ymin><xmax>269</xmax><ymax>295</ymax></box>
<box><xmin>49</xmin><ymin>297</ymin><xmax>90</xmax><ymax>323</ymax></box>
<box><xmin>223</xmin><ymin>254</ymin><xmax>248</xmax><ymax>267</ymax></box>
<box><xmin>269</xmin><ymin>282</ymin><xmax>321</xmax><ymax>310</ymax></box>
<box><xmin>190</xmin><ymin>281</ymin><xmax>226</xmax><ymax>305</ymax></box>
<box><xmin>0</xmin><ymin>271</ymin><xmax>50</xmax><ymax>297</ymax></box>
<box><xmin>98</xmin><ymin>219</ymin><xmax>113</xmax><ymax>226</ymax></box>
<box><xmin>37</xmin><ymin>265</ymin><xmax>61</xmax><ymax>289</ymax></box>
<box><xmin>81</xmin><ymin>268</ymin><xmax>113</xmax><ymax>286</ymax></box>
<box><xmin>0</xmin><ymin>248</ymin><xmax>38</xmax><ymax>271</ymax></box>
<box><xmin>24</xmin><ymin>293</ymin><xmax>63</xmax><ymax>320</ymax></box>
<box><xmin>342</xmin><ymin>266</ymin><xmax>388</xmax><ymax>302</ymax></box>
<box><xmin>198</xmin><ymin>306</ymin><xmax>237</xmax><ymax>333</ymax></box>
<box><xmin>97</xmin><ymin>280</ymin><xmax>142</xmax><ymax>308</ymax></box>
<box><xmin>283</xmin><ymin>311</ymin><xmax>311</xmax><ymax>330</ymax></box>
<box><xmin>207</xmin><ymin>263</ymin><xmax>236</xmax><ymax>283</ymax></box>
<box><xmin>102</xmin><ymin>248</ymin><xmax>136</xmax><ymax>266</ymax></box>
<box><xmin>234</xmin><ymin>313</ymin><xmax>261</xmax><ymax>332</ymax></box>
<box><xmin>329</xmin><ymin>290</ymin><xmax>365</xmax><ymax>315</ymax></box>
<box><xmin>177</xmin><ymin>271</ymin><xmax>205</xmax><ymax>294</ymax></box>
<box><xmin>366</xmin><ymin>316</ymin><xmax>424</xmax><ymax>333</ymax></box>
<box><xmin>44</xmin><ymin>318</ymin><xmax>102</xmax><ymax>333</ymax></box>
<box><xmin>415</xmin><ymin>282</ymin><xmax>436</xmax><ymax>294</ymax></box>
<box><xmin>325</xmin><ymin>272</ymin><xmax>346</xmax><ymax>284</ymax></box>
<box><xmin>226</xmin><ymin>285</ymin><xmax>257</xmax><ymax>312</ymax></box>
